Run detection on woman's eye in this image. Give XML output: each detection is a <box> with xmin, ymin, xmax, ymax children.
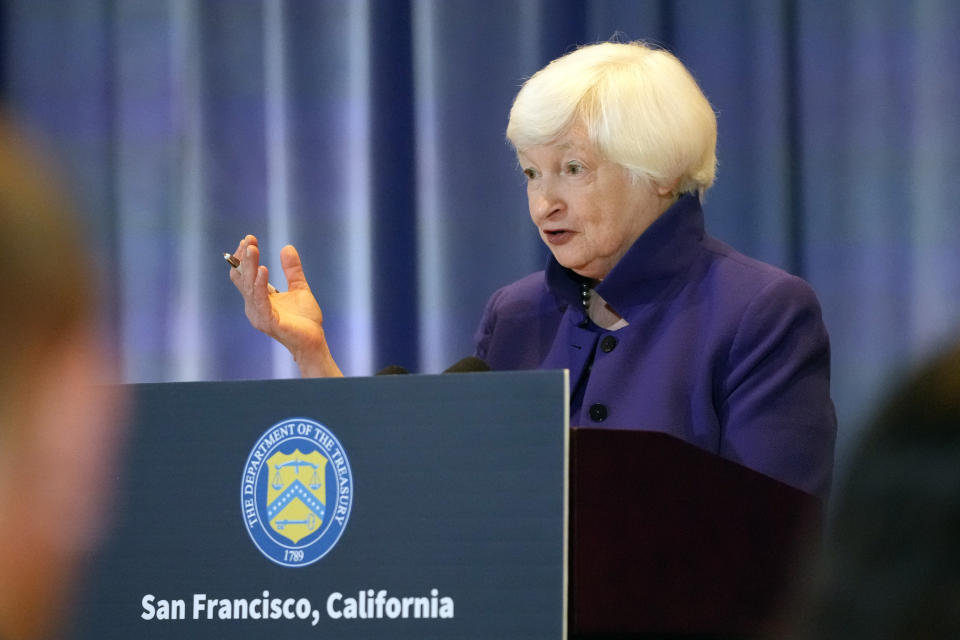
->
<box><xmin>523</xmin><ymin>168</ymin><xmax>538</xmax><ymax>180</ymax></box>
<box><xmin>566</xmin><ymin>161</ymin><xmax>584</xmax><ymax>175</ymax></box>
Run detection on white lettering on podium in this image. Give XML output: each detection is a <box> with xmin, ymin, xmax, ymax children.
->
<box><xmin>326</xmin><ymin>588</ymin><xmax>454</xmax><ymax>619</ymax></box>
<box><xmin>141</xmin><ymin>594</ymin><xmax>186</xmax><ymax>620</ymax></box>
<box><xmin>140</xmin><ymin>588</ymin><xmax>453</xmax><ymax>625</ymax></box>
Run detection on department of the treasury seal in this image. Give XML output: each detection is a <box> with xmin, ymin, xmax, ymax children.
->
<box><xmin>241</xmin><ymin>417</ymin><xmax>353</xmax><ymax>567</ymax></box>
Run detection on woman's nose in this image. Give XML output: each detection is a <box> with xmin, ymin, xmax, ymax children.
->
<box><xmin>531</xmin><ymin>184</ymin><xmax>563</xmax><ymax>220</ymax></box>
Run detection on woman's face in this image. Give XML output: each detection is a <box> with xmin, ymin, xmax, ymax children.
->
<box><xmin>518</xmin><ymin>126</ymin><xmax>670</xmax><ymax>280</ymax></box>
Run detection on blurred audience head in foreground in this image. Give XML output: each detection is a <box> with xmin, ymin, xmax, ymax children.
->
<box><xmin>788</xmin><ymin>341</ymin><xmax>960</xmax><ymax>639</ymax></box>
<box><xmin>0</xmin><ymin>115</ymin><xmax>126</xmax><ymax>640</ymax></box>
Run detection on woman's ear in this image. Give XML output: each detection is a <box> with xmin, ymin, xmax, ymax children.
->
<box><xmin>656</xmin><ymin>177</ymin><xmax>682</xmax><ymax>198</ymax></box>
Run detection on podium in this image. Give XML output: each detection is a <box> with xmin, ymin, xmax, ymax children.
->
<box><xmin>71</xmin><ymin>373</ymin><xmax>818</xmax><ymax>639</ymax></box>
<box><xmin>71</xmin><ymin>372</ymin><xmax>569</xmax><ymax>639</ymax></box>
<box><xmin>569</xmin><ymin>428</ymin><xmax>821</xmax><ymax>638</ymax></box>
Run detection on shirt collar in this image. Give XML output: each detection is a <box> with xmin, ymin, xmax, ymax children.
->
<box><xmin>545</xmin><ymin>193</ymin><xmax>705</xmax><ymax>312</ymax></box>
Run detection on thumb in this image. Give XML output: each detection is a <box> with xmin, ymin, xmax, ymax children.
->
<box><xmin>279</xmin><ymin>244</ymin><xmax>310</xmax><ymax>291</ymax></box>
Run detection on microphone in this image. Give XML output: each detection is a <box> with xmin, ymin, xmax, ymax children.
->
<box><xmin>376</xmin><ymin>365</ymin><xmax>409</xmax><ymax>375</ymax></box>
<box><xmin>376</xmin><ymin>357</ymin><xmax>489</xmax><ymax>375</ymax></box>
<box><xmin>442</xmin><ymin>356</ymin><xmax>491</xmax><ymax>374</ymax></box>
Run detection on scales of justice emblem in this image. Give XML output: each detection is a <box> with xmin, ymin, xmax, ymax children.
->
<box><xmin>242</xmin><ymin>418</ymin><xmax>353</xmax><ymax>567</ymax></box>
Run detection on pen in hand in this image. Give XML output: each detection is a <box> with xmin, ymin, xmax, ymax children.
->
<box><xmin>224</xmin><ymin>252</ymin><xmax>279</xmax><ymax>294</ymax></box>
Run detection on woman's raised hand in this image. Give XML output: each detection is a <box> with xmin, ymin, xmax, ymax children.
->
<box><xmin>228</xmin><ymin>235</ymin><xmax>343</xmax><ymax>377</ymax></box>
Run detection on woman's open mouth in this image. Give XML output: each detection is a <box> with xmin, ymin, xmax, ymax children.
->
<box><xmin>544</xmin><ymin>229</ymin><xmax>573</xmax><ymax>245</ymax></box>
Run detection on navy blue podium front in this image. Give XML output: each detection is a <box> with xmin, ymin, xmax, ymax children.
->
<box><xmin>72</xmin><ymin>371</ymin><xmax>569</xmax><ymax>640</ymax></box>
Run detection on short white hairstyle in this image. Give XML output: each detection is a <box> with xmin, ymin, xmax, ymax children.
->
<box><xmin>507</xmin><ymin>41</ymin><xmax>717</xmax><ymax>197</ymax></box>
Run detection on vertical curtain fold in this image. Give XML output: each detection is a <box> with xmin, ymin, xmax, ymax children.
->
<box><xmin>170</xmin><ymin>0</ymin><xmax>209</xmax><ymax>381</ymax></box>
<box><xmin>368</xmin><ymin>0</ymin><xmax>419</xmax><ymax>372</ymax></box>
<box><xmin>263</xmin><ymin>0</ymin><xmax>296</xmax><ymax>378</ymax></box>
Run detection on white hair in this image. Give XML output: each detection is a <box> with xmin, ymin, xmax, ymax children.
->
<box><xmin>507</xmin><ymin>41</ymin><xmax>717</xmax><ymax>198</ymax></box>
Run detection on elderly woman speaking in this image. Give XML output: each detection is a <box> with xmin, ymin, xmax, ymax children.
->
<box><xmin>230</xmin><ymin>42</ymin><xmax>836</xmax><ymax>499</ymax></box>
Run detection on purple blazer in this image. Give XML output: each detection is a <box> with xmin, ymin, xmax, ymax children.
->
<box><xmin>474</xmin><ymin>195</ymin><xmax>837</xmax><ymax>498</ymax></box>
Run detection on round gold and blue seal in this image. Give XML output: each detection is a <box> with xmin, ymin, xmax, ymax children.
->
<box><xmin>241</xmin><ymin>418</ymin><xmax>353</xmax><ymax>567</ymax></box>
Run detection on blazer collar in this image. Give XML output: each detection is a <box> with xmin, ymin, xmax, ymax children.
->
<box><xmin>545</xmin><ymin>194</ymin><xmax>705</xmax><ymax>312</ymax></box>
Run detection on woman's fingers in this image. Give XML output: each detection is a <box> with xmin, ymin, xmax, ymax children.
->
<box><xmin>229</xmin><ymin>235</ymin><xmax>259</xmax><ymax>292</ymax></box>
<box><xmin>228</xmin><ymin>237</ymin><xmax>246</xmax><ymax>287</ymax></box>
<box><xmin>280</xmin><ymin>244</ymin><xmax>309</xmax><ymax>291</ymax></box>
<box><xmin>228</xmin><ymin>236</ymin><xmax>273</xmax><ymax>332</ymax></box>
<box><xmin>241</xmin><ymin>243</ymin><xmax>261</xmax><ymax>294</ymax></box>
<box><xmin>248</xmin><ymin>263</ymin><xmax>276</xmax><ymax>331</ymax></box>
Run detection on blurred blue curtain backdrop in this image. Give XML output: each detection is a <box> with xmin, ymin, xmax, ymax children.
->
<box><xmin>4</xmin><ymin>0</ymin><xmax>959</xmax><ymax>460</ymax></box>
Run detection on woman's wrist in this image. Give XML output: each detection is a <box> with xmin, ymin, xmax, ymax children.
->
<box><xmin>291</xmin><ymin>334</ymin><xmax>343</xmax><ymax>378</ymax></box>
